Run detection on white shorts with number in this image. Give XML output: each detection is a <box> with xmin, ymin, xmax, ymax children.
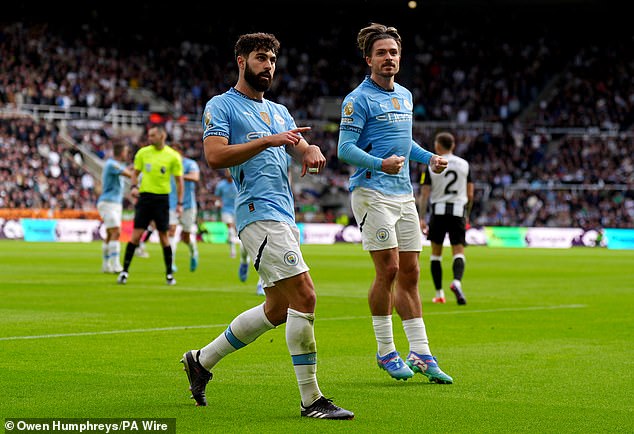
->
<box><xmin>239</xmin><ymin>220</ymin><xmax>309</xmax><ymax>288</ymax></box>
<box><xmin>97</xmin><ymin>201</ymin><xmax>122</xmax><ymax>229</ymax></box>
<box><xmin>351</xmin><ymin>187</ymin><xmax>423</xmax><ymax>252</ymax></box>
<box><xmin>170</xmin><ymin>208</ymin><xmax>197</xmax><ymax>232</ymax></box>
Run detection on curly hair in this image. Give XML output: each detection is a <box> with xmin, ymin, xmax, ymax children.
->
<box><xmin>357</xmin><ymin>22</ymin><xmax>401</xmax><ymax>58</ymax></box>
<box><xmin>234</xmin><ymin>32</ymin><xmax>281</xmax><ymax>59</ymax></box>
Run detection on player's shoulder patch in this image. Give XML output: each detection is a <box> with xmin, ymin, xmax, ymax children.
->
<box><xmin>203</xmin><ymin>108</ymin><xmax>212</xmax><ymax>128</ymax></box>
<box><xmin>343</xmin><ymin>100</ymin><xmax>354</xmax><ymax>116</ymax></box>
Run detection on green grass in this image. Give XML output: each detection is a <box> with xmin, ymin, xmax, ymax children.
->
<box><xmin>1</xmin><ymin>241</ymin><xmax>633</xmax><ymax>433</ymax></box>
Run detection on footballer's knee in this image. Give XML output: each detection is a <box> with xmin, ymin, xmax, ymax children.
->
<box><xmin>377</xmin><ymin>263</ymin><xmax>399</xmax><ymax>283</ymax></box>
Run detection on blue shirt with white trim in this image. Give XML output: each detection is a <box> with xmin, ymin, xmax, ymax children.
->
<box><xmin>169</xmin><ymin>157</ymin><xmax>199</xmax><ymax>210</ymax></box>
<box><xmin>338</xmin><ymin>76</ymin><xmax>433</xmax><ymax>195</ymax></box>
<box><xmin>214</xmin><ymin>178</ymin><xmax>237</xmax><ymax>215</ymax></box>
<box><xmin>98</xmin><ymin>158</ymin><xmax>126</xmax><ymax>204</ymax></box>
<box><xmin>202</xmin><ymin>87</ymin><xmax>297</xmax><ymax>233</ymax></box>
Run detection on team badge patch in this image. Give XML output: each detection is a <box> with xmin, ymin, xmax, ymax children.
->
<box><xmin>284</xmin><ymin>251</ymin><xmax>299</xmax><ymax>266</ymax></box>
<box><xmin>376</xmin><ymin>228</ymin><xmax>389</xmax><ymax>242</ymax></box>
<box><xmin>343</xmin><ymin>101</ymin><xmax>354</xmax><ymax>116</ymax></box>
<box><xmin>204</xmin><ymin>110</ymin><xmax>212</xmax><ymax>127</ymax></box>
<box><xmin>391</xmin><ymin>98</ymin><xmax>401</xmax><ymax>110</ymax></box>
<box><xmin>145</xmin><ymin>163</ymin><xmax>151</xmax><ymax>172</ymax></box>
<box><xmin>160</xmin><ymin>166</ymin><xmax>167</xmax><ymax>174</ymax></box>
<box><xmin>260</xmin><ymin>112</ymin><xmax>271</xmax><ymax>125</ymax></box>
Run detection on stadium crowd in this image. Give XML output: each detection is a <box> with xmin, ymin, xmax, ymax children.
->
<box><xmin>1</xmin><ymin>5</ymin><xmax>633</xmax><ymax>229</ymax></box>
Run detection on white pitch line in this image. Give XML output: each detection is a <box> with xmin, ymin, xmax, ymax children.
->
<box><xmin>0</xmin><ymin>304</ymin><xmax>586</xmax><ymax>341</ymax></box>
<box><xmin>0</xmin><ymin>324</ymin><xmax>228</xmax><ymax>341</ymax></box>
<box><xmin>423</xmin><ymin>303</ymin><xmax>587</xmax><ymax>315</ymax></box>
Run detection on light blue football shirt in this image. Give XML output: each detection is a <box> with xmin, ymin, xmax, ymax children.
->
<box><xmin>214</xmin><ymin>178</ymin><xmax>237</xmax><ymax>215</ymax></box>
<box><xmin>202</xmin><ymin>87</ymin><xmax>297</xmax><ymax>233</ymax></box>
<box><xmin>169</xmin><ymin>157</ymin><xmax>199</xmax><ymax>210</ymax></box>
<box><xmin>338</xmin><ymin>76</ymin><xmax>433</xmax><ymax>195</ymax></box>
<box><xmin>98</xmin><ymin>158</ymin><xmax>126</xmax><ymax>204</ymax></box>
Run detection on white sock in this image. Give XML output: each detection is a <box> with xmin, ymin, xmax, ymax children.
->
<box><xmin>436</xmin><ymin>289</ymin><xmax>445</xmax><ymax>298</ymax></box>
<box><xmin>108</xmin><ymin>241</ymin><xmax>120</xmax><ymax>269</ymax></box>
<box><xmin>286</xmin><ymin>308</ymin><xmax>322</xmax><ymax>407</ymax></box>
<box><xmin>229</xmin><ymin>227</ymin><xmax>238</xmax><ymax>256</ymax></box>
<box><xmin>102</xmin><ymin>242</ymin><xmax>109</xmax><ymax>267</ymax></box>
<box><xmin>372</xmin><ymin>315</ymin><xmax>396</xmax><ymax>357</ymax></box>
<box><xmin>169</xmin><ymin>236</ymin><xmax>177</xmax><ymax>263</ymax></box>
<box><xmin>199</xmin><ymin>303</ymin><xmax>274</xmax><ymax>370</ymax></box>
<box><xmin>188</xmin><ymin>237</ymin><xmax>198</xmax><ymax>257</ymax></box>
<box><xmin>402</xmin><ymin>317</ymin><xmax>431</xmax><ymax>356</ymax></box>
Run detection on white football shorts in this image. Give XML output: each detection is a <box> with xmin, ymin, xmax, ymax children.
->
<box><xmin>97</xmin><ymin>201</ymin><xmax>122</xmax><ymax>229</ymax></box>
<box><xmin>351</xmin><ymin>187</ymin><xmax>423</xmax><ymax>252</ymax></box>
<box><xmin>221</xmin><ymin>211</ymin><xmax>235</xmax><ymax>225</ymax></box>
<box><xmin>239</xmin><ymin>220</ymin><xmax>309</xmax><ymax>288</ymax></box>
<box><xmin>170</xmin><ymin>208</ymin><xmax>197</xmax><ymax>233</ymax></box>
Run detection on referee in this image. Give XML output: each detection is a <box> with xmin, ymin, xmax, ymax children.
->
<box><xmin>117</xmin><ymin>124</ymin><xmax>184</xmax><ymax>285</ymax></box>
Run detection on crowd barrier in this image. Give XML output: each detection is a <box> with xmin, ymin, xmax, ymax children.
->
<box><xmin>1</xmin><ymin>218</ymin><xmax>632</xmax><ymax>249</ymax></box>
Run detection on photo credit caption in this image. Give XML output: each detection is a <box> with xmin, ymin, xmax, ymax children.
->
<box><xmin>4</xmin><ymin>419</ymin><xmax>175</xmax><ymax>434</ymax></box>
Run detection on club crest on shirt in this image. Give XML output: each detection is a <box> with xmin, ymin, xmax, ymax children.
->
<box><xmin>284</xmin><ymin>251</ymin><xmax>299</xmax><ymax>266</ymax></box>
<box><xmin>376</xmin><ymin>228</ymin><xmax>389</xmax><ymax>242</ymax></box>
<box><xmin>391</xmin><ymin>98</ymin><xmax>401</xmax><ymax>110</ymax></box>
<box><xmin>260</xmin><ymin>112</ymin><xmax>271</xmax><ymax>125</ymax></box>
<box><xmin>343</xmin><ymin>101</ymin><xmax>354</xmax><ymax>116</ymax></box>
<box><xmin>160</xmin><ymin>166</ymin><xmax>167</xmax><ymax>174</ymax></box>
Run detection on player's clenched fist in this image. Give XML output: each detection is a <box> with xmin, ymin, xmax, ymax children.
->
<box><xmin>429</xmin><ymin>155</ymin><xmax>448</xmax><ymax>174</ymax></box>
<box><xmin>381</xmin><ymin>154</ymin><xmax>405</xmax><ymax>175</ymax></box>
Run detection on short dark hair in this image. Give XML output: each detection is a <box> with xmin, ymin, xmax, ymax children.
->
<box><xmin>149</xmin><ymin>124</ymin><xmax>166</xmax><ymax>133</ymax></box>
<box><xmin>234</xmin><ymin>32</ymin><xmax>280</xmax><ymax>59</ymax></box>
<box><xmin>435</xmin><ymin>132</ymin><xmax>455</xmax><ymax>151</ymax></box>
<box><xmin>357</xmin><ymin>22</ymin><xmax>402</xmax><ymax>58</ymax></box>
<box><xmin>113</xmin><ymin>141</ymin><xmax>126</xmax><ymax>157</ymax></box>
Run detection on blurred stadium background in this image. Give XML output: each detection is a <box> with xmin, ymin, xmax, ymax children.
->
<box><xmin>1</xmin><ymin>0</ymin><xmax>632</xmax><ymax>246</ymax></box>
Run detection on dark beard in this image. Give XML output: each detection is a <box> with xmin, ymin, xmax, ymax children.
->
<box><xmin>244</xmin><ymin>63</ymin><xmax>272</xmax><ymax>93</ymax></box>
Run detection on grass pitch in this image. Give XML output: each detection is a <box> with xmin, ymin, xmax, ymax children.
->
<box><xmin>1</xmin><ymin>241</ymin><xmax>633</xmax><ymax>433</ymax></box>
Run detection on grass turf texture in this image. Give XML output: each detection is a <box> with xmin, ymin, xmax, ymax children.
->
<box><xmin>1</xmin><ymin>241</ymin><xmax>633</xmax><ymax>433</ymax></box>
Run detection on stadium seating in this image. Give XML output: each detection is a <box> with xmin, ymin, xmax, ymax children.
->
<box><xmin>1</xmin><ymin>7</ymin><xmax>632</xmax><ymax>229</ymax></box>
